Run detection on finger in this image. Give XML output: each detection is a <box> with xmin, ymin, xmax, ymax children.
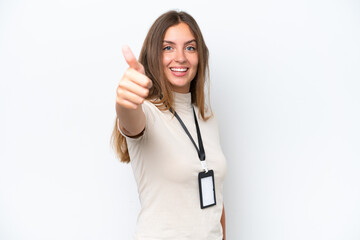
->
<box><xmin>122</xmin><ymin>45</ymin><xmax>144</xmax><ymax>74</ymax></box>
<box><xmin>125</xmin><ymin>68</ymin><xmax>153</xmax><ymax>89</ymax></box>
<box><xmin>117</xmin><ymin>88</ymin><xmax>145</xmax><ymax>106</ymax></box>
<box><xmin>119</xmin><ymin>79</ymin><xmax>149</xmax><ymax>98</ymax></box>
<box><xmin>116</xmin><ymin>97</ymin><xmax>139</xmax><ymax>110</ymax></box>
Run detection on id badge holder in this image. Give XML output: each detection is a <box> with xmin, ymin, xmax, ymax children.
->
<box><xmin>198</xmin><ymin>169</ymin><xmax>216</xmax><ymax>209</ymax></box>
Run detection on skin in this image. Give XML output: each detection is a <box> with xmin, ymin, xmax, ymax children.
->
<box><xmin>115</xmin><ymin>45</ymin><xmax>151</xmax><ymax>136</ymax></box>
<box><xmin>162</xmin><ymin>22</ymin><xmax>199</xmax><ymax>93</ymax></box>
<box><xmin>116</xmin><ymin>23</ymin><xmax>226</xmax><ymax>239</ymax></box>
<box><xmin>116</xmin><ymin>22</ymin><xmax>199</xmax><ymax>135</ymax></box>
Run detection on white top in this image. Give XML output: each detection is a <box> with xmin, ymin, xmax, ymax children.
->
<box><xmin>119</xmin><ymin>92</ymin><xmax>227</xmax><ymax>240</ymax></box>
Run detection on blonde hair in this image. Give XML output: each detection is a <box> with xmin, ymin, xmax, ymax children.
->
<box><xmin>111</xmin><ymin>10</ymin><xmax>211</xmax><ymax>163</ymax></box>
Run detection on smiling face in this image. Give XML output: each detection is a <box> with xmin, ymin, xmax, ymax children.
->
<box><xmin>162</xmin><ymin>22</ymin><xmax>199</xmax><ymax>93</ymax></box>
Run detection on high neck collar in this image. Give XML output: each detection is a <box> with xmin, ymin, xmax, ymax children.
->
<box><xmin>173</xmin><ymin>91</ymin><xmax>192</xmax><ymax>111</ymax></box>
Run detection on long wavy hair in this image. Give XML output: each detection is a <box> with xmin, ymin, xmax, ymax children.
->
<box><xmin>111</xmin><ymin>10</ymin><xmax>211</xmax><ymax>163</ymax></box>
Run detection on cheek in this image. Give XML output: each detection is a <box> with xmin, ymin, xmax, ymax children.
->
<box><xmin>162</xmin><ymin>55</ymin><xmax>172</xmax><ymax>67</ymax></box>
<box><xmin>190</xmin><ymin>55</ymin><xmax>199</xmax><ymax>69</ymax></box>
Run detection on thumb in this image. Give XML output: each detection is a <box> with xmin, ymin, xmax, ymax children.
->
<box><xmin>122</xmin><ymin>45</ymin><xmax>145</xmax><ymax>74</ymax></box>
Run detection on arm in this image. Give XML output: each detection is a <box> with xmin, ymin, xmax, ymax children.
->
<box><xmin>221</xmin><ymin>203</ymin><xmax>226</xmax><ymax>240</ymax></box>
<box><xmin>116</xmin><ymin>46</ymin><xmax>152</xmax><ymax>136</ymax></box>
<box><xmin>116</xmin><ymin>102</ymin><xmax>146</xmax><ymax>136</ymax></box>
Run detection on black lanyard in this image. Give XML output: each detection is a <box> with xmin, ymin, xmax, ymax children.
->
<box><xmin>169</xmin><ymin>106</ymin><xmax>206</xmax><ymax>161</ymax></box>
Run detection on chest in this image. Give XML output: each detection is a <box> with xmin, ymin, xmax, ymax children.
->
<box><xmin>144</xmin><ymin>110</ymin><xmax>226</xmax><ymax>184</ymax></box>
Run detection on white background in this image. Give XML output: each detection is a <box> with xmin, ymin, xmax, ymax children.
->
<box><xmin>1</xmin><ymin>0</ymin><xmax>359</xmax><ymax>239</ymax></box>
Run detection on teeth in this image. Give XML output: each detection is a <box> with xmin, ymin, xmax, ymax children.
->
<box><xmin>171</xmin><ymin>68</ymin><xmax>187</xmax><ymax>72</ymax></box>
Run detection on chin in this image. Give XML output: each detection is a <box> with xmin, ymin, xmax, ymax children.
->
<box><xmin>168</xmin><ymin>81</ymin><xmax>191</xmax><ymax>93</ymax></box>
<box><xmin>170</xmin><ymin>79</ymin><xmax>190</xmax><ymax>87</ymax></box>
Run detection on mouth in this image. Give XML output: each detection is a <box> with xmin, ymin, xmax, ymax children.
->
<box><xmin>170</xmin><ymin>67</ymin><xmax>189</xmax><ymax>72</ymax></box>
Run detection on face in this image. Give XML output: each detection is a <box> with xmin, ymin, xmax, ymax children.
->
<box><xmin>162</xmin><ymin>22</ymin><xmax>199</xmax><ymax>93</ymax></box>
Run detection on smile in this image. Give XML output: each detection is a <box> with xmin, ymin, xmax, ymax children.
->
<box><xmin>170</xmin><ymin>67</ymin><xmax>188</xmax><ymax>72</ymax></box>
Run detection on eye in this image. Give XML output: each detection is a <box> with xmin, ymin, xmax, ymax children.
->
<box><xmin>186</xmin><ymin>46</ymin><xmax>196</xmax><ymax>51</ymax></box>
<box><xmin>163</xmin><ymin>46</ymin><xmax>173</xmax><ymax>51</ymax></box>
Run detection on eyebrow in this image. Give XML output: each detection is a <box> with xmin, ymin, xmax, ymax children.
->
<box><xmin>163</xmin><ymin>39</ymin><xmax>197</xmax><ymax>45</ymax></box>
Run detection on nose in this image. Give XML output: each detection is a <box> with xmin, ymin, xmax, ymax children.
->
<box><xmin>174</xmin><ymin>49</ymin><xmax>186</xmax><ymax>63</ymax></box>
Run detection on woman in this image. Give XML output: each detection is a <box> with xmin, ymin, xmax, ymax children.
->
<box><xmin>111</xmin><ymin>10</ymin><xmax>227</xmax><ymax>240</ymax></box>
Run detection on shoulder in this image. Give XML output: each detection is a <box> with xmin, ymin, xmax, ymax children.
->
<box><xmin>142</xmin><ymin>100</ymin><xmax>162</xmax><ymax>119</ymax></box>
<box><xmin>118</xmin><ymin>101</ymin><xmax>159</xmax><ymax>142</ymax></box>
<box><xmin>196</xmin><ymin>104</ymin><xmax>217</xmax><ymax>123</ymax></box>
<box><xmin>140</xmin><ymin>100</ymin><xmax>165</xmax><ymax>135</ymax></box>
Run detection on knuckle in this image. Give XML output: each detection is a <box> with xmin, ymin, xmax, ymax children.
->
<box><xmin>117</xmin><ymin>81</ymin><xmax>125</xmax><ymax>88</ymax></box>
<box><xmin>124</xmin><ymin>68</ymin><xmax>132</xmax><ymax>78</ymax></box>
<box><xmin>128</xmin><ymin>68</ymin><xmax>136</xmax><ymax>74</ymax></box>
<box><xmin>138</xmin><ymin>97</ymin><xmax>144</xmax><ymax>104</ymax></box>
<box><xmin>116</xmin><ymin>97</ymin><xmax>125</xmax><ymax>106</ymax></box>
<box><xmin>118</xmin><ymin>80</ymin><xmax>129</xmax><ymax>89</ymax></box>
<box><xmin>142</xmin><ymin>78</ymin><xmax>149</xmax><ymax>87</ymax></box>
<box><xmin>123</xmin><ymin>71</ymin><xmax>128</xmax><ymax>79</ymax></box>
<box><xmin>143</xmin><ymin>88</ymin><xmax>149</xmax><ymax>96</ymax></box>
<box><xmin>146</xmin><ymin>79</ymin><xmax>152</xmax><ymax>88</ymax></box>
<box><xmin>131</xmin><ymin>104</ymin><xmax>138</xmax><ymax>110</ymax></box>
<box><xmin>117</xmin><ymin>87</ymin><xmax>124</xmax><ymax>96</ymax></box>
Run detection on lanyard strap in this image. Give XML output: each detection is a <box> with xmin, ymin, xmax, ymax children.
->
<box><xmin>169</xmin><ymin>106</ymin><xmax>208</xmax><ymax>172</ymax></box>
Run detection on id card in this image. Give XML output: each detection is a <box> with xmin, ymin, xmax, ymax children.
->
<box><xmin>198</xmin><ymin>170</ymin><xmax>216</xmax><ymax>209</ymax></box>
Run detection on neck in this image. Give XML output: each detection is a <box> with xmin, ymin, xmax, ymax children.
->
<box><xmin>172</xmin><ymin>91</ymin><xmax>192</xmax><ymax>111</ymax></box>
<box><xmin>170</xmin><ymin>84</ymin><xmax>191</xmax><ymax>94</ymax></box>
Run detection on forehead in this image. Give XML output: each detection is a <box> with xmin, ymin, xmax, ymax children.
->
<box><xmin>163</xmin><ymin>22</ymin><xmax>195</xmax><ymax>42</ymax></box>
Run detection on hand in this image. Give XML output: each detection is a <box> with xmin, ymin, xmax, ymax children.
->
<box><xmin>116</xmin><ymin>45</ymin><xmax>153</xmax><ymax>110</ymax></box>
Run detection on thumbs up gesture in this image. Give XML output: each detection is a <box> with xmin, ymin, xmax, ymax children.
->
<box><xmin>116</xmin><ymin>46</ymin><xmax>153</xmax><ymax>110</ymax></box>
